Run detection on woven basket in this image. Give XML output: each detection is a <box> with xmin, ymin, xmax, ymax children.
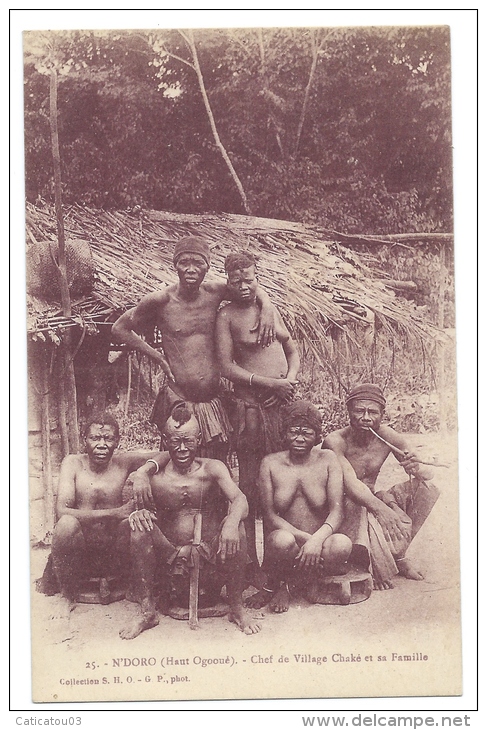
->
<box><xmin>26</xmin><ymin>238</ymin><xmax>94</xmax><ymax>301</ymax></box>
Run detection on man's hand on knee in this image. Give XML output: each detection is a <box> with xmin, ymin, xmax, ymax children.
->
<box><xmin>218</xmin><ymin>519</ymin><xmax>241</xmax><ymax>562</ymax></box>
<box><xmin>373</xmin><ymin>502</ymin><xmax>410</xmax><ymax>542</ymax></box>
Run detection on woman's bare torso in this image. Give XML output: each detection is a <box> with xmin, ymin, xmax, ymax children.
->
<box><xmin>229</xmin><ymin>303</ymin><xmax>288</xmax><ymax>403</ymax></box>
<box><xmin>269</xmin><ymin>451</ymin><xmax>329</xmax><ymax>534</ymax></box>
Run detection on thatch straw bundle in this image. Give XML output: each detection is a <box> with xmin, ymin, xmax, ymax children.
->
<box><xmin>25</xmin><ymin>203</ymin><xmax>438</xmax><ymax>376</ymax></box>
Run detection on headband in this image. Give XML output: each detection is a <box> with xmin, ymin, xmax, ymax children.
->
<box><xmin>173</xmin><ymin>236</ymin><xmax>211</xmax><ymax>267</ymax></box>
<box><xmin>345</xmin><ymin>383</ymin><xmax>386</xmax><ymax>409</ymax></box>
<box><xmin>282</xmin><ymin>400</ymin><xmax>322</xmax><ymax>445</ymax></box>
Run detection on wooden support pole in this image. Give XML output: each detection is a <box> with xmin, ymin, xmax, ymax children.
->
<box><xmin>50</xmin><ymin>67</ymin><xmax>80</xmax><ymax>454</ymax></box>
<box><xmin>40</xmin><ymin>352</ymin><xmax>55</xmax><ymax>537</ymax></box>
<box><xmin>437</xmin><ymin>243</ymin><xmax>447</xmax><ymax>434</ymax></box>
<box><xmin>124</xmin><ymin>353</ymin><xmax>132</xmax><ymax>419</ymax></box>
<box><xmin>49</xmin><ymin>69</ymin><xmax>70</xmax><ymax>318</ymax></box>
<box><xmin>57</xmin><ymin>375</ymin><xmax>69</xmax><ymax>458</ymax></box>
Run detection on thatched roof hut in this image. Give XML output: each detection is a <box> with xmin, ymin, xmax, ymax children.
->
<box><xmin>26</xmin><ymin>202</ymin><xmax>437</xmax><ymax>346</ymax></box>
<box><xmin>26</xmin><ymin>202</ymin><xmax>441</xmax><ymax>542</ymax></box>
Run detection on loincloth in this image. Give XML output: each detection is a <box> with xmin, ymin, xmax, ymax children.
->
<box><xmin>151</xmin><ymin>381</ymin><xmax>232</xmax><ymax>452</ymax></box>
<box><xmin>341</xmin><ymin>477</ymin><xmax>440</xmax><ymax>584</ymax></box>
<box><xmin>233</xmin><ymin>396</ymin><xmax>283</xmax><ymax>502</ymax></box>
<box><xmin>161</xmin><ymin>532</ymin><xmax>248</xmax><ymax>608</ymax></box>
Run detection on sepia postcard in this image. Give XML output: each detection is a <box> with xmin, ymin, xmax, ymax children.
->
<box><xmin>18</xmin><ymin>13</ymin><xmax>473</xmax><ymax>708</ymax></box>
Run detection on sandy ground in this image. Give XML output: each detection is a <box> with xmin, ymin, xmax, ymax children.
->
<box><xmin>29</xmin><ymin>432</ymin><xmax>462</xmax><ymax>702</ymax></box>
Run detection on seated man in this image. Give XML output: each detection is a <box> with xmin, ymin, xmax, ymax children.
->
<box><xmin>40</xmin><ymin>413</ymin><xmax>163</xmax><ymax>612</ymax></box>
<box><xmin>215</xmin><ymin>251</ymin><xmax>300</xmax><ymax>575</ymax></box>
<box><xmin>119</xmin><ymin>404</ymin><xmax>261</xmax><ymax>639</ymax></box>
<box><xmin>247</xmin><ymin>400</ymin><xmax>352</xmax><ymax>613</ymax></box>
<box><xmin>322</xmin><ymin>383</ymin><xmax>439</xmax><ymax>590</ymax></box>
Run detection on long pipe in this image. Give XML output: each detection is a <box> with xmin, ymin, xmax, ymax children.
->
<box><xmin>367</xmin><ymin>428</ymin><xmax>449</xmax><ymax>468</ymax></box>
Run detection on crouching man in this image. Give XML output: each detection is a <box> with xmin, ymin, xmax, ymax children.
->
<box><xmin>42</xmin><ymin>414</ymin><xmax>162</xmax><ymax>612</ymax></box>
<box><xmin>323</xmin><ymin>383</ymin><xmax>439</xmax><ymax>590</ymax></box>
<box><xmin>119</xmin><ymin>404</ymin><xmax>261</xmax><ymax>639</ymax></box>
<box><xmin>246</xmin><ymin>400</ymin><xmax>352</xmax><ymax>613</ymax></box>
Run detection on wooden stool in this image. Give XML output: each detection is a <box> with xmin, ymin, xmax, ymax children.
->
<box><xmin>77</xmin><ymin>576</ymin><xmax>126</xmax><ymax>605</ymax></box>
<box><xmin>306</xmin><ymin>567</ymin><xmax>373</xmax><ymax>606</ymax></box>
<box><xmin>166</xmin><ymin>603</ymin><xmax>228</xmax><ymax>621</ymax></box>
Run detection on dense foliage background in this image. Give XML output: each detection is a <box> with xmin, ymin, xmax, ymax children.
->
<box><xmin>24</xmin><ymin>26</ymin><xmax>452</xmax><ymax>235</ymax></box>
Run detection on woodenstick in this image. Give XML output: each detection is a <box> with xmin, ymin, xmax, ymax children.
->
<box><xmin>188</xmin><ymin>511</ymin><xmax>203</xmax><ymax>630</ymax></box>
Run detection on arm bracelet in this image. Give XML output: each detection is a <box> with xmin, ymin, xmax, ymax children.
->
<box><xmin>249</xmin><ymin>373</ymin><xmax>255</xmax><ymax>386</ymax></box>
<box><xmin>324</xmin><ymin>521</ymin><xmax>334</xmax><ymax>533</ymax></box>
<box><xmin>145</xmin><ymin>458</ymin><xmax>160</xmax><ymax>474</ymax></box>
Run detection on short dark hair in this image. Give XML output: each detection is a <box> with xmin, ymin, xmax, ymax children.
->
<box><xmin>224</xmin><ymin>251</ymin><xmax>256</xmax><ymax>273</ymax></box>
<box><xmin>170</xmin><ymin>403</ymin><xmax>192</xmax><ymax>428</ymax></box>
<box><xmin>84</xmin><ymin>412</ymin><xmax>120</xmax><ymax>439</ymax></box>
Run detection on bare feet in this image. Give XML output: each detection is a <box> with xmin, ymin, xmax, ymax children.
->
<box><xmin>46</xmin><ymin>596</ymin><xmax>76</xmax><ymax>643</ymax></box>
<box><xmin>245</xmin><ymin>562</ymin><xmax>266</xmax><ymax>590</ymax></box>
<box><xmin>48</xmin><ymin>594</ymin><xmax>76</xmax><ymax>618</ymax></box>
<box><xmin>119</xmin><ymin>611</ymin><xmax>159</xmax><ymax>640</ymax></box>
<box><xmin>373</xmin><ymin>578</ymin><xmax>394</xmax><ymax>590</ymax></box>
<box><xmin>396</xmin><ymin>557</ymin><xmax>424</xmax><ymax>580</ymax></box>
<box><xmin>245</xmin><ymin>588</ymin><xmax>273</xmax><ymax>609</ymax></box>
<box><xmin>228</xmin><ymin>605</ymin><xmax>262</xmax><ymax>634</ymax></box>
<box><xmin>269</xmin><ymin>584</ymin><xmax>290</xmax><ymax>613</ymax></box>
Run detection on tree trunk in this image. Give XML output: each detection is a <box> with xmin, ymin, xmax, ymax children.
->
<box><xmin>50</xmin><ymin>68</ymin><xmax>80</xmax><ymax>453</ymax></box>
<box><xmin>182</xmin><ymin>30</ymin><xmax>251</xmax><ymax>215</ymax></box>
<box><xmin>294</xmin><ymin>30</ymin><xmax>322</xmax><ymax>158</ymax></box>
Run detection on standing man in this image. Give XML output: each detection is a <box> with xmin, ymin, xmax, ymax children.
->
<box><xmin>119</xmin><ymin>404</ymin><xmax>261</xmax><ymax>639</ymax></box>
<box><xmin>215</xmin><ymin>251</ymin><xmax>300</xmax><ymax>575</ymax></box>
<box><xmin>323</xmin><ymin>383</ymin><xmax>439</xmax><ymax>590</ymax></box>
<box><xmin>247</xmin><ymin>400</ymin><xmax>351</xmax><ymax>613</ymax></box>
<box><xmin>111</xmin><ymin>237</ymin><xmax>276</xmax><ymax>463</ymax></box>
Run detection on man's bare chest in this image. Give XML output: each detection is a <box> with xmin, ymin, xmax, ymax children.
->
<box><xmin>157</xmin><ymin>298</ymin><xmax>219</xmax><ymax>338</ymax></box>
<box><xmin>152</xmin><ymin>473</ymin><xmax>214</xmax><ymax>510</ymax></box>
<box><xmin>75</xmin><ymin>466</ymin><xmax>125</xmax><ymax>504</ymax></box>
<box><xmin>345</xmin><ymin>443</ymin><xmax>387</xmax><ymax>481</ymax></box>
